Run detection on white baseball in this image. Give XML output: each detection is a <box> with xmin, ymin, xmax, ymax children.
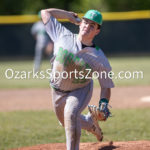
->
<box><xmin>76</xmin><ymin>17</ymin><xmax>81</xmax><ymax>22</ymax></box>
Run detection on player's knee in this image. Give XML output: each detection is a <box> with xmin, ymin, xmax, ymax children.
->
<box><xmin>64</xmin><ymin>110</ymin><xmax>77</xmax><ymax>122</ymax></box>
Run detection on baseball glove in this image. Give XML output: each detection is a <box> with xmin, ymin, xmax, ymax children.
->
<box><xmin>88</xmin><ymin>104</ymin><xmax>111</xmax><ymax>121</ymax></box>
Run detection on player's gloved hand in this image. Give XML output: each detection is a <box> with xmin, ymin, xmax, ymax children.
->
<box><xmin>99</xmin><ymin>98</ymin><xmax>111</xmax><ymax>120</ymax></box>
<box><xmin>88</xmin><ymin>98</ymin><xmax>112</xmax><ymax>121</ymax></box>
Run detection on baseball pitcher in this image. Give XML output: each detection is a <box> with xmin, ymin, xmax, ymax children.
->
<box><xmin>41</xmin><ymin>8</ymin><xmax>114</xmax><ymax>150</ymax></box>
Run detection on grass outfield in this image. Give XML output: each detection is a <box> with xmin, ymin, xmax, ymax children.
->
<box><xmin>0</xmin><ymin>57</ymin><xmax>150</xmax><ymax>89</ymax></box>
<box><xmin>0</xmin><ymin>108</ymin><xmax>150</xmax><ymax>149</ymax></box>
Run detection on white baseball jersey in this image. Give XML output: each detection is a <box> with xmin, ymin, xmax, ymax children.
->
<box><xmin>45</xmin><ymin>16</ymin><xmax>114</xmax><ymax>91</ymax></box>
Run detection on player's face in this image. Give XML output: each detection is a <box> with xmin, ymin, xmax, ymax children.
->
<box><xmin>79</xmin><ymin>18</ymin><xmax>100</xmax><ymax>38</ymax></box>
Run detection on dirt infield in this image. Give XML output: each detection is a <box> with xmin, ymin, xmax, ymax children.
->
<box><xmin>1</xmin><ymin>86</ymin><xmax>150</xmax><ymax>150</ymax></box>
<box><xmin>0</xmin><ymin>86</ymin><xmax>150</xmax><ymax>111</ymax></box>
<box><xmin>13</xmin><ymin>141</ymin><xmax>150</xmax><ymax>150</ymax></box>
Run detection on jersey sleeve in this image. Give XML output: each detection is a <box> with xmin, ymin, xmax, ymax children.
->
<box><xmin>96</xmin><ymin>50</ymin><xmax>115</xmax><ymax>88</ymax></box>
<box><xmin>98</xmin><ymin>66</ymin><xmax>115</xmax><ymax>88</ymax></box>
<box><xmin>44</xmin><ymin>16</ymin><xmax>71</xmax><ymax>42</ymax></box>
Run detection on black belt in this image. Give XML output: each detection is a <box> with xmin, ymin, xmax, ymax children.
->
<box><xmin>52</xmin><ymin>86</ymin><xmax>71</xmax><ymax>93</ymax></box>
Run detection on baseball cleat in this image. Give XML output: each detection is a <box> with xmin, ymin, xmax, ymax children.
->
<box><xmin>88</xmin><ymin>105</ymin><xmax>103</xmax><ymax>141</ymax></box>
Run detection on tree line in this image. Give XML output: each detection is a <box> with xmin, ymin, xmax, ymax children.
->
<box><xmin>0</xmin><ymin>0</ymin><xmax>150</xmax><ymax>15</ymax></box>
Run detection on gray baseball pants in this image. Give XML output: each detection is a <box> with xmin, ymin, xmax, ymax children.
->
<box><xmin>51</xmin><ymin>80</ymin><xmax>94</xmax><ymax>150</ymax></box>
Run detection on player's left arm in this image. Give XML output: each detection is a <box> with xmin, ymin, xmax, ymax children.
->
<box><xmin>98</xmin><ymin>66</ymin><xmax>114</xmax><ymax>119</ymax></box>
<box><xmin>100</xmin><ymin>88</ymin><xmax>111</xmax><ymax>101</ymax></box>
<box><xmin>97</xmin><ymin>52</ymin><xmax>114</xmax><ymax>109</ymax></box>
<box><xmin>98</xmin><ymin>87</ymin><xmax>112</xmax><ymax>119</ymax></box>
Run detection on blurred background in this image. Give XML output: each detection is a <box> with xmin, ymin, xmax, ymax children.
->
<box><xmin>0</xmin><ymin>0</ymin><xmax>150</xmax><ymax>57</ymax></box>
<box><xmin>0</xmin><ymin>0</ymin><xmax>150</xmax><ymax>88</ymax></box>
<box><xmin>0</xmin><ymin>1</ymin><xmax>150</xmax><ymax>149</ymax></box>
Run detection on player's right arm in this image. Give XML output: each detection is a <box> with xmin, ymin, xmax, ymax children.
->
<box><xmin>41</xmin><ymin>8</ymin><xmax>81</xmax><ymax>25</ymax></box>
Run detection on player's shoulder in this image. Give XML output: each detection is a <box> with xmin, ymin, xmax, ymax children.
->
<box><xmin>94</xmin><ymin>46</ymin><xmax>105</xmax><ymax>57</ymax></box>
<box><xmin>94</xmin><ymin>46</ymin><xmax>112</xmax><ymax>70</ymax></box>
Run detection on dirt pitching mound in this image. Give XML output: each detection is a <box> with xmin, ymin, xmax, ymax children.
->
<box><xmin>12</xmin><ymin>141</ymin><xmax>150</xmax><ymax>150</ymax></box>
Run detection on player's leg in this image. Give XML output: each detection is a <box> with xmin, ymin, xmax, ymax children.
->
<box><xmin>51</xmin><ymin>82</ymin><xmax>92</xmax><ymax>150</ymax></box>
<box><xmin>63</xmin><ymin>81</ymin><xmax>94</xmax><ymax>150</ymax></box>
<box><xmin>64</xmin><ymin>96</ymin><xmax>81</xmax><ymax>150</ymax></box>
<box><xmin>77</xmin><ymin>83</ymin><xmax>103</xmax><ymax>141</ymax></box>
<box><xmin>51</xmin><ymin>81</ymin><xmax>102</xmax><ymax>150</ymax></box>
<box><xmin>65</xmin><ymin>81</ymin><xmax>103</xmax><ymax>144</ymax></box>
<box><xmin>51</xmin><ymin>88</ymin><xmax>67</xmax><ymax>126</ymax></box>
<box><xmin>52</xmin><ymin>89</ymin><xmax>81</xmax><ymax>150</ymax></box>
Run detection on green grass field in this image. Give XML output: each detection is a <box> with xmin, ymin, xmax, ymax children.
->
<box><xmin>0</xmin><ymin>57</ymin><xmax>150</xmax><ymax>150</ymax></box>
<box><xmin>0</xmin><ymin>109</ymin><xmax>150</xmax><ymax>150</ymax></box>
<box><xmin>0</xmin><ymin>57</ymin><xmax>150</xmax><ymax>89</ymax></box>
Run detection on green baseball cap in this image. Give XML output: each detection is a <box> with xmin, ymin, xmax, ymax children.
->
<box><xmin>83</xmin><ymin>10</ymin><xmax>103</xmax><ymax>25</ymax></box>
